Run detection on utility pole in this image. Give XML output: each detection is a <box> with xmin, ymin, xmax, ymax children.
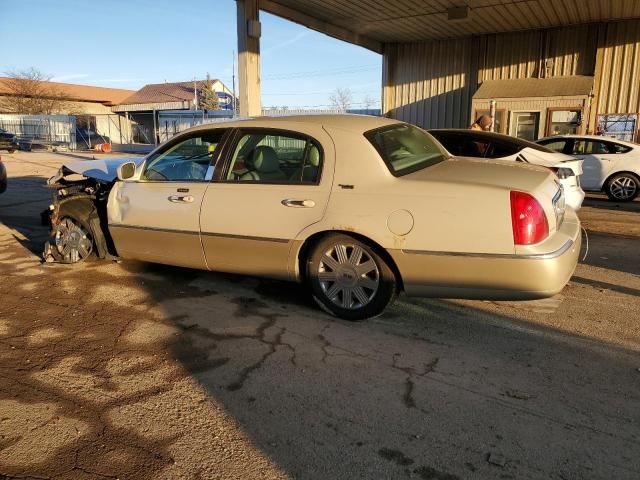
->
<box><xmin>232</xmin><ymin>50</ymin><xmax>237</xmax><ymax>117</ymax></box>
<box><xmin>193</xmin><ymin>77</ymin><xmax>198</xmax><ymax>110</ymax></box>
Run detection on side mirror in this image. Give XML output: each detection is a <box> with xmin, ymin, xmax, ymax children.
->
<box><xmin>116</xmin><ymin>162</ymin><xmax>136</xmax><ymax>181</ymax></box>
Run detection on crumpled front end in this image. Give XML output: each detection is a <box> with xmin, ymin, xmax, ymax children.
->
<box><xmin>42</xmin><ymin>166</ymin><xmax>117</xmax><ymax>263</ymax></box>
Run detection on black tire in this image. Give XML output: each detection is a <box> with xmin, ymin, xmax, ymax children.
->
<box><xmin>7</xmin><ymin>149</ymin><xmax>15</xmax><ymax>154</ymax></box>
<box><xmin>605</xmin><ymin>173</ymin><xmax>640</xmax><ymax>202</ymax></box>
<box><xmin>306</xmin><ymin>233</ymin><xmax>397</xmax><ymax>321</ymax></box>
<box><xmin>48</xmin><ymin>216</ymin><xmax>94</xmax><ymax>264</ymax></box>
<box><xmin>44</xmin><ymin>199</ymin><xmax>97</xmax><ymax>264</ymax></box>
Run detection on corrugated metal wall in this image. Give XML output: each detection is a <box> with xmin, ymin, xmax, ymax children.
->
<box><xmin>594</xmin><ymin>19</ymin><xmax>640</xmax><ymax>115</ymax></box>
<box><xmin>383</xmin><ymin>19</ymin><xmax>640</xmax><ymax>130</ymax></box>
<box><xmin>383</xmin><ymin>38</ymin><xmax>474</xmax><ymax>129</ymax></box>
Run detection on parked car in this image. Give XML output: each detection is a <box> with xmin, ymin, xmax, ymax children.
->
<box><xmin>0</xmin><ymin>128</ymin><xmax>19</xmax><ymax>153</ymax></box>
<box><xmin>43</xmin><ymin>115</ymin><xmax>581</xmax><ymax>320</ymax></box>
<box><xmin>0</xmin><ymin>156</ymin><xmax>6</xmax><ymax>193</ymax></box>
<box><xmin>537</xmin><ymin>135</ymin><xmax>640</xmax><ymax>202</ymax></box>
<box><xmin>429</xmin><ymin>129</ymin><xmax>585</xmax><ymax>211</ymax></box>
<box><xmin>75</xmin><ymin>127</ymin><xmax>110</xmax><ymax>150</ymax></box>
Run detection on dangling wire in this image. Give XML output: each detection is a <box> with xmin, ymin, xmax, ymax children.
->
<box><xmin>580</xmin><ymin>226</ymin><xmax>589</xmax><ymax>262</ymax></box>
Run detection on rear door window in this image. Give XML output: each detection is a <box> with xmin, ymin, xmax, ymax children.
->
<box><xmin>608</xmin><ymin>142</ymin><xmax>632</xmax><ymax>154</ymax></box>
<box><xmin>573</xmin><ymin>140</ymin><xmax>611</xmax><ymax>155</ymax></box>
<box><xmin>225</xmin><ymin>130</ymin><xmax>322</xmax><ymax>184</ymax></box>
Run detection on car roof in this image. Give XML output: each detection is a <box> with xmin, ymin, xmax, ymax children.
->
<box><xmin>429</xmin><ymin>128</ymin><xmax>553</xmax><ymax>152</ymax></box>
<box><xmin>539</xmin><ymin>134</ymin><xmax>638</xmax><ymax>147</ymax></box>
<box><xmin>183</xmin><ymin>114</ymin><xmax>402</xmax><ymax>135</ymax></box>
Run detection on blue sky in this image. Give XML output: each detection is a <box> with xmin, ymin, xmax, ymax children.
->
<box><xmin>0</xmin><ymin>0</ymin><xmax>382</xmax><ymax>108</ymax></box>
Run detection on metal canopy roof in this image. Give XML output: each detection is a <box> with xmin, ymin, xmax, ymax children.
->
<box><xmin>473</xmin><ymin>76</ymin><xmax>595</xmax><ymax>99</ymax></box>
<box><xmin>260</xmin><ymin>0</ymin><xmax>640</xmax><ymax>51</ymax></box>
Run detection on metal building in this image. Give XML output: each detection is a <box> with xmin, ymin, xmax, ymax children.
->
<box><xmin>237</xmin><ymin>0</ymin><xmax>640</xmax><ymax>141</ymax></box>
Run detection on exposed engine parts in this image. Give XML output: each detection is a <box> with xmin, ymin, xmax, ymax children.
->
<box><xmin>43</xmin><ymin>169</ymin><xmax>117</xmax><ymax>264</ymax></box>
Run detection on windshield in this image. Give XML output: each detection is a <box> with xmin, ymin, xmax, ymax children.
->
<box><xmin>365</xmin><ymin>124</ymin><xmax>448</xmax><ymax>176</ymax></box>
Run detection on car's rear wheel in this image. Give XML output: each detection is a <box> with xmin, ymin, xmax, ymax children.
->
<box><xmin>605</xmin><ymin>173</ymin><xmax>639</xmax><ymax>202</ymax></box>
<box><xmin>51</xmin><ymin>217</ymin><xmax>94</xmax><ymax>263</ymax></box>
<box><xmin>307</xmin><ymin>234</ymin><xmax>396</xmax><ymax>321</ymax></box>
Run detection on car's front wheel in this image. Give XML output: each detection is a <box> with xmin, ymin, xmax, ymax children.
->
<box><xmin>307</xmin><ymin>234</ymin><xmax>397</xmax><ymax>321</ymax></box>
<box><xmin>46</xmin><ymin>216</ymin><xmax>94</xmax><ymax>263</ymax></box>
<box><xmin>605</xmin><ymin>173</ymin><xmax>639</xmax><ymax>202</ymax></box>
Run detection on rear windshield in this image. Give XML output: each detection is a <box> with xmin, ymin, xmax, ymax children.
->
<box><xmin>365</xmin><ymin>124</ymin><xmax>448</xmax><ymax>176</ymax></box>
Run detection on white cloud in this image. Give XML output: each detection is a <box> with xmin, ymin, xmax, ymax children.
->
<box><xmin>262</xmin><ymin>30</ymin><xmax>312</xmax><ymax>55</ymax></box>
<box><xmin>50</xmin><ymin>73</ymin><xmax>90</xmax><ymax>82</ymax></box>
<box><xmin>93</xmin><ymin>78</ymin><xmax>146</xmax><ymax>83</ymax></box>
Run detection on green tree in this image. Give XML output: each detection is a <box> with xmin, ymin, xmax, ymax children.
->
<box><xmin>198</xmin><ymin>74</ymin><xmax>220</xmax><ymax>112</ymax></box>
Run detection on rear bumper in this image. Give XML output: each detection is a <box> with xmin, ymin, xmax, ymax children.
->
<box><xmin>391</xmin><ymin>215</ymin><xmax>581</xmax><ymax>300</ymax></box>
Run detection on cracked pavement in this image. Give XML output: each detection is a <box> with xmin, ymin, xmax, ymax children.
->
<box><xmin>0</xmin><ymin>151</ymin><xmax>639</xmax><ymax>479</ymax></box>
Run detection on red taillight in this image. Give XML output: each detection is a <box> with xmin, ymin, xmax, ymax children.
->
<box><xmin>510</xmin><ymin>191</ymin><xmax>549</xmax><ymax>245</ymax></box>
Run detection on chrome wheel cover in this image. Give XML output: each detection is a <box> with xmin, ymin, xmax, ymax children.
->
<box><xmin>317</xmin><ymin>243</ymin><xmax>379</xmax><ymax>309</ymax></box>
<box><xmin>610</xmin><ymin>176</ymin><xmax>638</xmax><ymax>200</ymax></box>
<box><xmin>55</xmin><ymin>218</ymin><xmax>93</xmax><ymax>263</ymax></box>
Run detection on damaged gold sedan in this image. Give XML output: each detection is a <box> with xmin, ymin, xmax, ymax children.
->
<box><xmin>44</xmin><ymin>115</ymin><xmax>581</xmax><ymax>320</ymax></box>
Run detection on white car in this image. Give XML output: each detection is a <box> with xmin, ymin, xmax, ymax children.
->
<box><xmin>429</xmin><ymin>129</ymin><xmax>585</xmax><ymax>211</ymax></box>
<box><xmin>537</xmin><ymin>135</ymin><xmax>640</xmax><ymax>202</ymax></box>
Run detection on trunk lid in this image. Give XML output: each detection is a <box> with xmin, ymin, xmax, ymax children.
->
<box><xmin>410</xmin><ymin>156</ymin><xmax>555</xmax><ymax>192</ymax></box>
<box><xmin>517</xmin><ymin>147</ymin><xmax>584</xmax><ymax>175</ymax></box>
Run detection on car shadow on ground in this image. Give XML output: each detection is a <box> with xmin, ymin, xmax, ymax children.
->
<box><xmin>582</xmin><ymin>193</ymin><xmax>640</xmax><ymax>213</ymax></box>
<box><xmin>579</xmin><ymin>231</ymin><xmax>640</xmax><ymax>277</ymax></box>
<box><xmin>0</xmin><ymin>175</ymin><xmax>51</xmax><ymax>257</ymax></box>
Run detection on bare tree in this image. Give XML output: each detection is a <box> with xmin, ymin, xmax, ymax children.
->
<box><xmin>1</xmin><ymin>68</ymin><xmax>71</xmax><ymax>114</ymax></box>
<box><xmin>362</xmin><ymin>94</ymin><xmax>377</xmax><ymax>110</ymax></box>
<box><xmin>329</xmin><ymin>87</ymin><xmax>353</xmax><ymax>111</ymax></box>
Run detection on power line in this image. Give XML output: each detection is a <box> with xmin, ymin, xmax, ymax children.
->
<box><xmin>218</xmin><ymin>64</ymin><xmax>380</xmax><ymax>86</ymax></box>
<box><xmin>262</xmin><ymin>89</ymin><xmax>381</xmax><ymax>96</ymax></box>
<box><xmin>264</xmin><ymin>100</ymin><xmax>381</xmax><ymax>109</ymax></box>
<box><xmin>262</xmin><ymin>64</ymin><xmax>379</xmax><ymax>80</ymax></box>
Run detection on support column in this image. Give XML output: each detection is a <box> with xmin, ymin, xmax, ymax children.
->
<box><xmin>381</xmin><ymin>44</ymin><xmax>395</xmax><ymax>118</ymax></box>
<box><xmin>237</xmin><ymin>0</ymin><xmax>261</xmax><ymax>117</ymax></box>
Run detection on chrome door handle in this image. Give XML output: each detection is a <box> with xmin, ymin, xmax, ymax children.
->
<box><xmin>168</xmin><ymin>195</ymin><xmax>194</xmax><ymax>203</ymax></box>
<box><xmin>281</xmin><ymin>199</ymin><xmax>315</xmax><ymax>208</ymax></box>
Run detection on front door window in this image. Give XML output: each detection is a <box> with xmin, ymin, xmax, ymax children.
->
<box><xmin>143</xmin><ymin>130</ymin><xmax>225</xmax><ymax>182</ymax></box>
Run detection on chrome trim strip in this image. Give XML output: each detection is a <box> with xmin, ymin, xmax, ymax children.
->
<box><xmin>402</xmin><ymin>240</ymin><xmax>574</xmax><ymax>260</ymax></box>
<box><xmin>200</xmin><ymin>231</ymin><xmax>289</xmax><ymax>243</ymax></box>
<box><xmin>109</xmin><ymin>224</ymin><xmax>199</xmax><ymax>236</ymax></box>
<box><xmin>109</xmin><ymin>224</ymin><xmax>289</xmax><ymax>243</ymax></box>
